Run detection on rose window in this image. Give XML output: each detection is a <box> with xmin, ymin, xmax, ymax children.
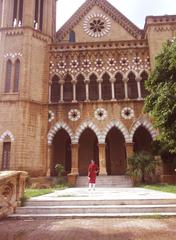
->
<box><xmin>121</xmin><ymin>107</ymin><xmax>134</xmax><ymax>120</ymax></box>
<box><xmin>94</xmin><ymin>108</ymin><xmax>107</xmax><ymax>121</ymax></box>
<box><xmin>68</xmin><ymin>109</ymin><xmax>80</xmax><ymax>121</ymax></box>
<box><xmin>83</xmin><ymin>13</ymin><xmax>111</xmax><ymax>38</ymax></box>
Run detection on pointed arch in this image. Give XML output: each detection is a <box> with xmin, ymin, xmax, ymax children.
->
<box><xmin>114</xmin><ymin>72</ymin><xmax>125</xmax><ymax>100</ymax></box>
<box><xmin>51</xmin><ymin>75</ymin><xmax>60</xmax><ymax>102</ymax></box>
<box><xmin>127</xmin><ymin>71</ymin><xmax>138</xmax><ymax>99</ymax></box>
<box><xmin>48</xmin><ymin>121</ymin><xmax>74</xmax><ymax>145</ymax></box>
<box><xmin>5</xmin><ymin>60</ymin><xmax>12</xmax><ymax>93</ymax></box>
<box><xmin>140</xmin><ymin>70</ymin><xmax>149</xmax><ymax>98</ymax></box>
<box><xmin>76</xmin><ymin>73</ymin><xmax>86</xmax><ymax>101</ymax></box>
<box><xmin>0</xmin><ymin>130</ymin><xmax>15</xmax><ymax>142</ymax></box>
<box><xmin>74</xmin><ymin>120</ymin><xmax>102</xmax><ymax>144</ymax></box>
<box><xmin>63</xmin><ymin>73</ymin><xmax>73</xmax><ymax>102</ymax></box>
<box><xmin>103</xmin><ymin>120</ymin><xmax>130</xmax><ymax>143</ymax></box>
<box><xmin>129</xmin><ymin>118</ymin><xmax>157</xmax><ymax>142</ymax></box>
<box><xmin>89</xmin><ymin>73</ymin><xmax>99</xmax><ymax>101</ymax></box>
<box><xmin>101</xmin><ymin>72</ymin><xmax>112</xmax><ymax>100</ymax></box>
<box><xmin>13</xmin><ymin>58</ymin><xmax>20</xmax><ymax>92</ymax></box>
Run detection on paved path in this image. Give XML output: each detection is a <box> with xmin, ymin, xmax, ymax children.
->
<box><xmin>1</xmin><ymin>218</ymin><xmax>176</xmax><ymax>240</ymax></box>
<box><xmin>31</xmin><ymin>187</ymin><xmax>176</xmax><ymax>201</ymax></box>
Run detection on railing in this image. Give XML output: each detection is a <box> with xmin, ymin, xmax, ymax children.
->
<box><xmin>0</xmin><ymin>171</ymin><xmax>27</xmax><ymax>219</ymax></box>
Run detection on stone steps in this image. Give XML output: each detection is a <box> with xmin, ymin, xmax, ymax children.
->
<box><xmin>24</xmin><ymin>198</ymin><xmax>176</xmax><ymax>206</ymax></box>
<box><xmin>76</xmin><ymin>176</ymin><xmax>133</xmax><ymax>187</ymax></box>
<box><xmin>14</xmin><ymin>204</ymin><xmax>176</xmax><ymax>215</ymax></box>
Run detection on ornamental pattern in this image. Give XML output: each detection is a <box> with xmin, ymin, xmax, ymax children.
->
<box><xmin>121</xmin><ymin>107</ymin><xmax>134</xmax><ymax>120</ymax></box>
<box><xmin>68</xmin><ymin>109</ymin><xmax>81</xmax><ymax>121</ymax></box>
<box><xmin>83</xmin><ymin>13</ymin><xmax>111</xmax><ymax>38</ymax></box>
<box><xmin>94</xmin><ymin>108</ymin><xmax>108</xmax><ymax>121</ymax></box>
<box><xmin>48</xmin><ymin>110</ymin><xmax>55</xmax><ymax>123</ymax></box>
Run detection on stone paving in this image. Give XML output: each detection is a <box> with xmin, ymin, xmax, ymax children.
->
<box><xmin>31</xmin><ymin>187</ymin><xmax>176</xmax><ymax>201</ymax></box>
<box><xmin>1</xmin><ymin>218</ymin><xmax>176</xmax><ymax>240</ymax></box>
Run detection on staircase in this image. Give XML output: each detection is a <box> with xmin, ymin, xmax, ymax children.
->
<box><xmin>9</xmin><ymin>197</ymin><xmax>176</xmax><ymax>219</ymax></box>
<box><xmin>76</xmin><ymin>175</ymin><xmax>133</xmax><ymax>187</ymax></box>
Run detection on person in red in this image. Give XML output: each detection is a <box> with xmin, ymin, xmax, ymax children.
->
<box><xmin>88</xmin><ymin>160</ymin><xmax>99</xmax><ymax>191</ymax></box>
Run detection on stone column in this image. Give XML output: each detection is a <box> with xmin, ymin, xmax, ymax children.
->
<box><xmin>111</xmin><ymin>78</ymin><xmax>115</xmax><ymax>101</ymax></box>
<box><xmin>46</xmin><ymin>145</ymin><xmax>52</xmax><ymax>176</ymax></box>
<box><xmin>137</xmin><ymin>77</ymin><xmax>142</xmax><ymax>99</ymax></box>
<box><xmin>60</xmin><ymin>81</ymin><xmax>64</xmax><ymax>102</ymax></box>
<box><xmin>68</xmin><ymin>144</ymin><xmax>79</xmax><ymax>186</ymax></box>
<box><xmin>98</xmin><ymin>80</ymin><xmax>102</xmax><ymax>101</ymax></box>
<box><xmin>125</xmin><ymin>142</ymin><xmax>134</xmax><ymax>160</ymax></box>
<box><xmin>85</xmin><ymin>77</ymin><xmax>89</xmax><ymax>101</ymax></box>
<box><xmin>72</xmin><ymin>80</ymin><xmax>77</xmax><ymax>102</ymax></box>
<box><xmin>124</xmin><ymin>78</ymin><xmax>128</xmax><ymax>99</ymax></box>
<box><xmin>98</xmin><ymin>143</ymin><xmax>107</xmax><ymax>175</ymax></box>
<box><xmin>48</xmin><ymin>82</ymin><xmax>51</xmax><ymax>102</ymax></box>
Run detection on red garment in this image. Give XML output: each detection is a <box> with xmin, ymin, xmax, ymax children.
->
<box><xmin>88</xmin><ymin>163</ymin><xmax>98</xmax><ymax>183</ymax></box>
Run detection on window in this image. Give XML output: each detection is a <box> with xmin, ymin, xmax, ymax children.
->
<box><xmin>34</xmin><ymin>0</ymin><xmax>44</xmax><ymax>31</ymax></box>
<box><xmin>89</xmin><ymin>73</ymin><xmax>99</xmax><ymax>101</ymax></box>
<box><xmin>69</xmin><ymin>31</ymin><xmax>76</xmax><ymax>43</ymax></box>
<box><xmin>2</xmin><ymin>142</ymin><xmax>11</xmax><ymax>170</ymax></box>
<box><xmin>51</xmin><ymin>75</ymin><xmax>60</xmax><ymax>102</ymax></box>
<box><xmin>127</xmin><ymin>72</ymin><xmax>138</xmax><ymax>99</ymax></box>
<box><xmin>140</xmin><ymin>71</ymin><xmax>149</xmax><ymax>98</ymax></box>
<box><xmin>76</xmin><ymin>74</ymin><xmax>86</xmax><ymax>101</ymax></box>
<box><xmin>5</xmin><ymin>60</ymin><xmax>12</xmax><ymax>93</ymax></box>
<box><xmin>102</xmin><ymin>73</ymin><xmax>111</xmax><ymax>100</ymax></box>
<box><xmin>114</xmin><ymin>72</ymin><xmax>125</xmax><ymax>100</ymax></box>
<box><xmin>63</xmin><ymin>74</ymin><xmax>73</xmax><ymax>102</ymax></box>
<box><xmin>13</xmin><ymin>0</ymin><xmax>23</xmax><ymax>26</ymax></box>
<box><xmin>13</xmin><ymin>59</ymin><xmax>20</xmax><ymax>92</ymax></box>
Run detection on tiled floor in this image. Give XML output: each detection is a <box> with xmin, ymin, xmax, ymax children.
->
<box><xmin>0</xmin><ymin>218</ymin><xmax>176</xmax><ymax>240</ymax></box>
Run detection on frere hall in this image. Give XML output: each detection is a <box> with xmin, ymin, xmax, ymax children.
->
<box><xmin>0</xmin><ymin>0</ymin><xmax>176</xmax><ymax>183</ymax></box>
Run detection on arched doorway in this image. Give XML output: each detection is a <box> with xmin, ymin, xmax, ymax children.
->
<box><xmin>105</xmin><ymin>127</ymin><xmax>126</xmax><ymax>175</ymax></box>
<box><xmin>78</xmin><ymin>128</ymin><xmax>99</xmax><ymax>176</ymax></box>
<box><xmin>133</xmin><ymin>126</ymin><xmax>153</xmax><ymax>153</ymax></box>
<box><xmin>51</xmin><ymin>129</ymin><xmax>71</xmax><ymax>176</ymax></box>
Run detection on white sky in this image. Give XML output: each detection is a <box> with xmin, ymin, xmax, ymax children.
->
<box><xmin>56</xmin><ymin>0</ymin><xmax>176</xmax><ymax>30</ymax></box>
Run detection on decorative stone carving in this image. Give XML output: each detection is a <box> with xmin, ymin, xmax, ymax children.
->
<box><xmin>83</xmin><ymin>13</ymin><xmax>111</xmax><ymax>38</ymax></box>
<box><xmin>68</xmin><ymin>109</ymin><xmax>81</xmax><ymax>121</ymax></box>
<box><xmin>48</xmin><ymin>110</ymin><xmax>55</xmax><ymax>123</ymax></box>
<box><xmin>94</xmin><ymin>108</ymin><xmax>107</xmax><ymax>121</ymax></box>
<box><xmin>121</xmin><ymin>107</ymin><xmax>134</xmax><ymax>120</ymax></box>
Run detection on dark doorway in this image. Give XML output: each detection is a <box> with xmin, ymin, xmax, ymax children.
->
<box><xmin>78</xmin><ymin>128</ymin><xmax>99</xmax><ymax>176</ymax></box>
<box><xmin>105</xmin><ymin>127</ymin><xmax>126</xmax><ymax>175</ymax></box>
<box><xmin>51</xmin><ymin>129</ymin><xmax>71</xmax><ymax>176</ymax></box>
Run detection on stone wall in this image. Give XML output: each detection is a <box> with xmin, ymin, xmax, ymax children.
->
<box><xmin>0</xmin><ymin>171</ymin><xmax>27</xmax><ymax>219</ymax></box>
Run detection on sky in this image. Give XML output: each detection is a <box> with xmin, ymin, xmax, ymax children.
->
<box><xmin>56</xmin><ymin>0</ymin><xmax>176</xmax><ymax>30</ymax></box>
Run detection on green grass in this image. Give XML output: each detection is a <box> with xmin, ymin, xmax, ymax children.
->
<box><xmin>24</xmin><ymin>183</ymin><xmax>70</xmax><ymax>199</ymax></box>
<box><xmin>142</xmin><ymin>184</ymin><xmax>176</xmax><ymax>194</ymax></box>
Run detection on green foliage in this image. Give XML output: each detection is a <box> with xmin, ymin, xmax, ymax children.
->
<box><xmin>127</xmin><ymin>151</ymin><xmax>157</xmax><ymax>185</ymax></box>
<box><xmin>55</xmin><ymin>163</ymin><xmax>65</xmax><ymax>177</ymax></box>
<box><xmin>143</xmin><ymin>184</ymin><xmax>176</xmax><ymax>194</ymax></box>
<box><xmin>144</xmin><ymin>39</ymin><xmax>176</xmax><ymax>154</ymax></box>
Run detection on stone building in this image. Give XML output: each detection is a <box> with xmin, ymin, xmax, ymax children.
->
<box><xmin>0</xmin><ymin>0</ymin><xmax>175</xmax><ymax>183</ymax></box>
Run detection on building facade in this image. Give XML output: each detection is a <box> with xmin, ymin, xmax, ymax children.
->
<box><xmin>0</xmin><ymin>0</ymin><xmax>176</xmax><ymax>181</ymax></box>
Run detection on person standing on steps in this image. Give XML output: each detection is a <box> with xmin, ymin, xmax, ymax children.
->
<box><xmin>88</xmin><ymin>160</ymin><xmax>99</xmax><ymax>191</ymax></box>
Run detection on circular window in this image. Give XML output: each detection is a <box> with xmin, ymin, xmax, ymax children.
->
<box><xmin>68</xmin><ymin>109</ymin><xmax>81</xmax><ymax>121</ymax></box>
<box><xmin>83</xmin><ymin>13</ymin><xmax>111</xmax><ymax>38</ymax></box>
<box><xmin>121</xmin><ymin>107</ymin><xmax>134</xmax><ymax>120</ymax></box>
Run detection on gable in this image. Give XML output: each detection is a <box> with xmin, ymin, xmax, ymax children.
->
<box><xmin>56</xmin><ymin>0</ymin><xmax>142</xmax><ymax>42</ymax></box>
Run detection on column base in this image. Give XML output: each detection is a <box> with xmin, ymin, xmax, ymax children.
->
<box><xmin>67</xmin><ymin>173</ymin><xmax>78</xmax><ymax>186</ymax></box>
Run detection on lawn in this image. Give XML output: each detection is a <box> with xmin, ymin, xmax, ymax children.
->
<box><xmin>24</xmin><ymin>184</ymin><xmax>69</xmax><ymax>199</ymax></box>
<box><xmin>142</xmin><ymin>184</ymin><xmax>176</xmax><ymax>194</ymax></box>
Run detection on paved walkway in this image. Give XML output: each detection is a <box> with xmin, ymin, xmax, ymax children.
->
<box><xmin>31</xmin><ymin>187</ymin><xmax>176</xmax><ymax>201</ymax></box>
<box><xmin>1</xmin><ymin>218</ymin><xmax>176</xmax><ymax>240</ymax></box>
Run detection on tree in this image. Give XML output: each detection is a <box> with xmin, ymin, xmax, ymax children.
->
<box><xmin>144</xmin><ymin>38</ymin><xmax>176</xmax><ymax>154</ymax></box>
<box><xmin>127</xmin><ymin>151</ymin><xmax>157</xmax><ymax>185</ymax></box>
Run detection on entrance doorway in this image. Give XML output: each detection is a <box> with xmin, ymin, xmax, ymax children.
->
<box><xmin>78</xmin><ymin>128</ymin><xmax>99</xmax><ymax>176</ymax></box>
<box><xmin>51</xmin><ymin>129</ymin><xmax>71</xmax><ymax>176</ymax></box>
<box><xmin>105</xmin><ymin>127</ymin><xmax>126</xmax><ymax>175</ymax></box>
<box><xmin>133</xmin><ymin>126</ymin><xmax>153</xmax><ymax>153</ymax></box>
